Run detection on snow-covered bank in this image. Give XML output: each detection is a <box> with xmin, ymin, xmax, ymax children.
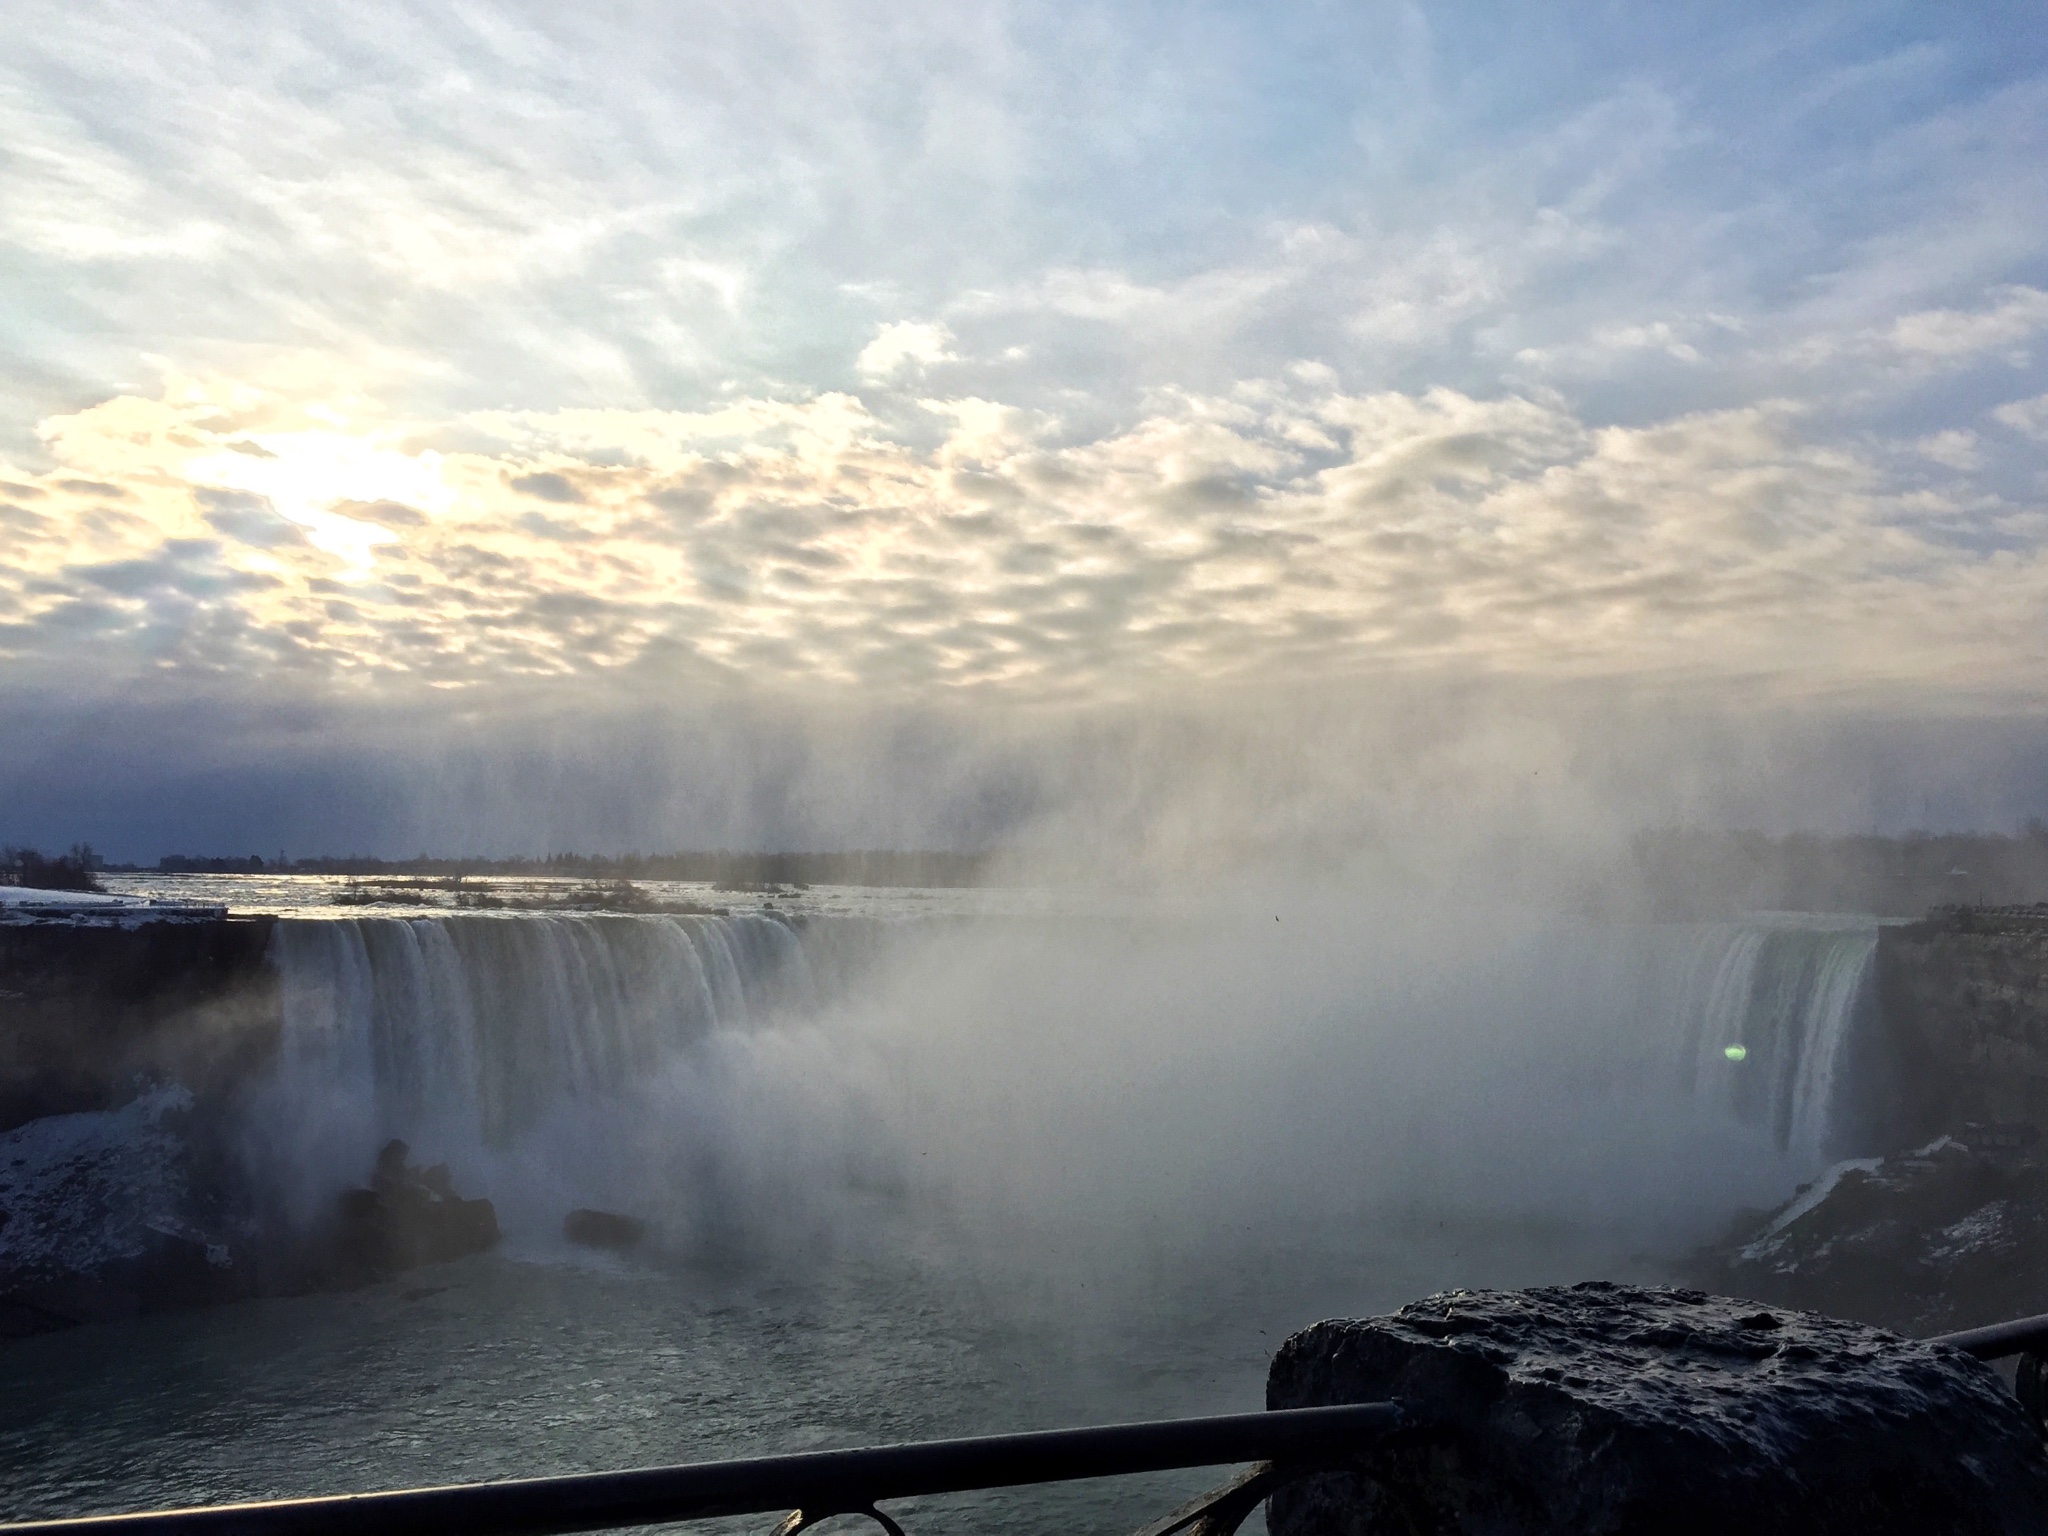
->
<box><xmin>0</xmin><ymin>1082</ymin><xmax>255</xmax><ymax>1334</ymax></box>
<box><xmin>0</xmin><ymin>885</ymin><xmax>227</xmax><ymax>925</ymax></box>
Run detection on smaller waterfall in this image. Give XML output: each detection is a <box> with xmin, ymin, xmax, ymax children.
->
<box><xmin>1668</xmin><ymin>920</ymin><xmax>1877</xmax><ymax>1164</ymax></box>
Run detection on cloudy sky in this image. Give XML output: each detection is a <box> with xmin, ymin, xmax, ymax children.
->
<box><xmin>4</xmin><ymin>2</ymin><xmax>2047</xmax><ymax>856</ymax></box>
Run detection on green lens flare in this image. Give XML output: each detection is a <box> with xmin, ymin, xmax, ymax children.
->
<box><xmin>1724</xmin><ymin>1044</ymin><xmax>1748</xmax><ymax>1062</ymax></box>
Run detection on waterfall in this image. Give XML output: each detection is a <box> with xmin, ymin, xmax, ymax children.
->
<box><xmin>1664</xmin><ymin>919</ymin><xmax>1878</xmax><ymax>1163</ymax></box>
<box><xmin>257</xmin><ymin>911</ymin><xmax>849</xmax><ymax>1224</ymax></box>
<box><xmin>251</xmin><ymin>907</ymin><xmax>1880</xmax><ymax>1242</ymax></box>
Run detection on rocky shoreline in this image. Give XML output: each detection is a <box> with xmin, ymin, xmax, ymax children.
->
<box><xmin>0</xmin><ymin>1093</ymin><xmax>499</xmax><ymax>1338</ymax></box>
<box><xmin>1692</xmin><ymin>1129</ymin><xmax>2048</xmax><ymax>1336</ymax></box>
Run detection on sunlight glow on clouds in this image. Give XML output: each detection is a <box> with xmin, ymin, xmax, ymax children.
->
<box><xmin>5</xmin><ymin>354</ymin><xmax>2048</xmax><ymax>704</ymax></box>
<box><xmin>1</xmin><ymin>0</ymin><xmax>2046</xmax><ymax>721</ymax></box>
<box><xmin>857</xmin><ymin>322</ymin><xmax>959</xmax><ymax>380</ymax></box>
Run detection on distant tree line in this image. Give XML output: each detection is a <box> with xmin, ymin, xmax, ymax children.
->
<box><xmin>147</xmin><ymin>848</ymin><xmax>995</xmax><ymax>888</ymax></box>
<box><xmin>0</xmin><ymin>843</ymin><xmax>105</xmax><ymax>892</ymax></box>
<box><xmin>49</xmin><ymin>829</ymin><xmax>2048</xmax><ymax>912</ymax></box>
<box><xmin>153</xmin><ymin>854</ymin><xmax>271</xmax><ymax>874</ymax></box>
<box><xmin>1630</xmin><ymin>825</ymin><xmax>2048</xmax><ymax>918</ymax></box>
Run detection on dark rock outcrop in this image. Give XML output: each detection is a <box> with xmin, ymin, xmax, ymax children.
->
<box><xmin>1267</xmin><ymin>1282</ymin><xmax>2048</xmax><ymax>1536</ymax></box>
<box><xmin>320</xmin><ymin>1140</ymin><xmax>499</xmax><ymax>1285</ymax></box>
<box><xmin>1696</xmin><ymin>1134</ymin><xmax>2048</xmax><ymax>1335</ymax></box>
<box><xmin>1875</xmin><ymin>911</ymin><xmax>2048</xmax><ymax>1143</ymax></box>
<box><xmin>563</xmin><ymin>1208</ymin><xmax>645</xmax><ymax>1250</ymax></box>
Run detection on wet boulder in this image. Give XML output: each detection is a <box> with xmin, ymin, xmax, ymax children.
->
<box><xmin>563</xmin><ymin>1208</ymin><xmax>645</xmax><ymax>1251</ymax></box>
<box><xmin>1267</xmin><ymin>1281</ymin><xmax>2048</xmax><ymax>1536</ymax></box>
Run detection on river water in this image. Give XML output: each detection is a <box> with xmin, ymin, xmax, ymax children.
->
<box><xmin>1</xmin><ymin>881</ymin><xmax>1883</xmax><ymax>1530</ymax></box>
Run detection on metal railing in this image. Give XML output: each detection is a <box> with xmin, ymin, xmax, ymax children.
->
<box><xmin>1933</xmin><ymin>1310</ymin><xmax>2048</xmax><ymax>1433</ymax></box>
<box><xmin>9</xmin><ymin>1311</ymin><xmax>2048</xmax><ymax>1536</ymax></box>
<box><xmin>0</xmin><ymin>1404</ymin><xmax>1403</xmax><ymax>1536</ymax></box>
<box><xmin>1927</xmin><ymin>1310</ymin><xmax>2048</xmax><ymax>1360</ymax></box>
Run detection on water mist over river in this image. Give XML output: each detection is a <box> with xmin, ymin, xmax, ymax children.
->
<box><xmin>2</xmin><ymin>889</ymin><xmax>1881</xmax><ymax>1530</ymax></box>
<box><xmin>255</xmin><ymin>901</ymin><xmax>1876</xmax><ymax>1251</ymax></box>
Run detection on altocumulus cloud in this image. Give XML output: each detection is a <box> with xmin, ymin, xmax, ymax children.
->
<box><xmin>3</xmin><ymin>1</ymin><xmax>2048</xmax><ymax>853</ymax></box>
<box><xmin>3</xmin><ymin>347</ymin><xmax>2047</xmax><ymax>707</ymax></box>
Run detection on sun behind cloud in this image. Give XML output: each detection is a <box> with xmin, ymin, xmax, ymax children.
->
<box><xmin>5</xmin><ymin>339</ymin><xmax>2046</xmax><ymax>707</ymax></box>
<box><xmin>1</xmin><ymin>1</ymin><xmax>2046</xmax><ymax>856</ymax></box>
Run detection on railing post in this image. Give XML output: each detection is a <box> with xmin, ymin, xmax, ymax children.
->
<box><xmin>2018</xmin><ymin>1353</ymin><xmax>2048</xmax><ymax>1437</ymax></box>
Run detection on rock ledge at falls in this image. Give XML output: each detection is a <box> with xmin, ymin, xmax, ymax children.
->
<box><xmin>1266</xmin><ymin>1282</ymin><xmax>2048</xmax><ymax>1536</ymax></box>
<box><xmin>1694</xmin><ymin>1133</ymin><xmax>2048</xmax><ymax>1335</ymax></box>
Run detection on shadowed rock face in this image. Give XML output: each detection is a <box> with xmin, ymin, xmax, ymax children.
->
<box><xmin>1697</xmin><ymin>1135</ymin><xmax>2048</xmax><ymax>1336</ymax></box>
<box><xmin>1267</xmin><ymin>1282</ymin><xmax>2048</xmax><ymax>1536</ymax></box>
<box><xmin>1875</xmin><ymin>914</ymin><xmax>2048</xmax><ymax>1142</ymax></box>
<box><xmin>0</xmin><ymin>918</ymin><xmax>279</xmax><ymax>1133</ymax></box>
